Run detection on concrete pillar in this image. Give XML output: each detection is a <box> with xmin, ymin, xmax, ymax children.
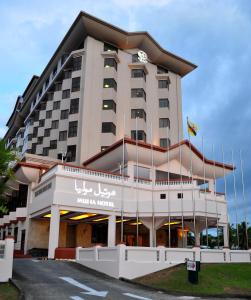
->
<box><xmin>108</xmin><ymin>215</ymin><xmax>116</xmax><ymax>247</ymax></box>
<box><xmin>16</xmin><ymin>221</ymin><xmax>22</xmax><ymax>251</ymax></box>
<box><xmin>0</xmin><ymin>228</ymin><xmax>3</xmax><ymax>240</ymax></box>
<box><xmin>195</xmin><ymin>232</ymin><xmax>201</xmax><ymax>247</ymax></box>
<box><xmin>223</xmin><ymin>225</ymin><xmax>229</xmax><ymax>248</ymax></box>
<box><xmin>5</xmin><ymin>226</ymin><xmax>8</xmax><ymax>236</ymax></box>
<box><xmin>48</xmin><ymin>205</ymin><xmax>60</xmax><ymax>258</ymax></box>
<box><xmin>11</xmin><ymin>224</ymin><xmax>15</xmax><ymax>237</ymax></box>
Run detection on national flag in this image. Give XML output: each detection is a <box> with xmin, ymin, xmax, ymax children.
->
<box><xmin>187</xmin><ymin>118</ymin><xmax>198</xmax><ymax>137</ymax></box>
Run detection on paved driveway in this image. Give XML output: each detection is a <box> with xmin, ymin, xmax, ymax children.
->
<box><xmin>12</xmin><ymin>259</ymin><xmax>239</xmax><ymax>300</ymax></box>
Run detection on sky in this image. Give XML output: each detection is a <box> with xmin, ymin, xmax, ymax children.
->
<box><xmin>0</xmin><ymin>0</ymin><xmax>250</xmax><ymax>224</ymax></box>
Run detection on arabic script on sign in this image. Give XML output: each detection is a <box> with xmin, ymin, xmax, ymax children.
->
<box><xmin>74</xmin><ymin>180</ymin><xmax>116</xmax><ymax>199</ymax></box>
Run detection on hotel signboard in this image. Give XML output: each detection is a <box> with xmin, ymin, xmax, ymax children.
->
<box><xmin>75</xmin><ymin>180</ymin><xmax>116</xmax><ymax>209</ymax></box>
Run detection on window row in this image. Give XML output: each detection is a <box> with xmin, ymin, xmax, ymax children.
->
<box><xmin>42</xmin><ymin>145</ymin><xmax>76</xmax><ymax>162</ymax></box>
<box><xmin>30</xmin><ymin>121</ymin><xmax>78</xmax><ymax>139</ymax></box>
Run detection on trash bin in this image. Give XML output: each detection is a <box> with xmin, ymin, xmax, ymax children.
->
<box><xmin>187</xmin><ymin>260</ymin><xmax>199</xmax><ymax>284</ymax></box>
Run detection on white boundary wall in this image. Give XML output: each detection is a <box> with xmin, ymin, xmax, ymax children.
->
<box><xmin>0</xmin><ymin>237</ymin><xmax>14</xmax><ymax>282</ymax></box>
<box><xmin>76</xmin><ymin>245</ymin><xmax>251</xmax><ymax>279</ymax></box>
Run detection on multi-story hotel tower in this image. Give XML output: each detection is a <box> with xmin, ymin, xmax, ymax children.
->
<box><xmin>2</xmin><ymin>12</ymin><xmax>246</xmax><ymax>279</ymax></box>
<box><xmin>4</xmin><ymin>11</ymin><xmax>196</xmax><ymax>163</ymax></box>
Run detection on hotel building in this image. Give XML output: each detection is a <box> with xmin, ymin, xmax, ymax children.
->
<box><xmin>0</xmin><ymin>12</ymin><xmax>238</xmax><ymax>270</ymax></box>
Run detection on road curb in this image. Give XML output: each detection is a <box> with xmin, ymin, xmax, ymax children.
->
<box><xmin>10</xmin><ymin>278</ymin><xmax>25</xmax><ymax>300</ymax></box>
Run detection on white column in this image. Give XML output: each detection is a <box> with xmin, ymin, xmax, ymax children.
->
<box><xmin>223</xmin><ymin>225</ymin><xmax>229</xmax><ymax>248</ymax></box>
<box><xmin>48</xmin><ymin>205</ymin><xmax>60</xmax><ymax>258</ymax></box>
<box><xmin>16</xmin><ymin>221</ymin><xmax>22</xmax><ymax>251</ymax></box>
<box><xmin>11</xmin><ymin>224</ymin><xmax>15</xmax><ymax>237</ymax></box>
<box><xmin>5</xmin><ymin>226</ymin><xmax>8</xmax><ymax>236</ymax></box>
<box><xmin>108</xmin><ymin>215</ymin><xmax>116</xmax><ymax>247</ymax></box>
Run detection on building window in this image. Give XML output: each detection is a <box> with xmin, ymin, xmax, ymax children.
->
<box><xmin>131</xmin><ymin>109</ymin><xmax>146</xmax><ymax>121</ymax></box>
<box><xmin>160</xmin><ymin>193</ymin><xmax>166</xmax><ymax>199</ymax></box>
<box><xmin>53</xmin><ymin>101</ymin><xmax>60</xmax><ymax>110</ymax></box>
<box><xmin>39</xmin><ymin>119</ymin><xmax>45</xmax><ymax>127</ymax></box>
<box><xmin>34</xmin><ymin>111</ymin><xmax>40</xmax><ymax>122</ymax></box>
<box><xmin>62</xmin><ymin>89</ymin><xmax>70</xmax><ymax>99</ymax></box>
<box><xmin>32</xmin><ymin>127</ymin><xmax>38</xmax><ymax>138</ymax></box>
<box><xmin>37</xmin><ymin>137</ymin><xmax>43</xmax><ymax>144</ymax></box>
<box><xmin>46</xmin><ymin>110</ymin><xmax>52</xmax><ymax>119</ymax></box>
<box><xmin>28</xmin><ymin>134</ymin><xmax>32</xmax><ymax>141</ymax></box>
<box><xmin>102</xmin><ymin>100</ymin><xmax>116</xmax><ymax>112</ymax></box>
<box><xmin>52</xmin><ymin>66</ymin><xmax>57</xmax><ymax>77</ymax></box>
<box><xmin>31</xmin><ymin>143</ymin><xmax>37</xmax><ymax>154</ymax></box>
<box><xmin>54</xmin><ymin>82</ymin><xmax>62</xmax><ymax>92</ymax></box>
<box><xmin>66</xmin><ymin>145</ymin><xmax>76</xmax><ymax>162</ymax></box>
<box><xmin>29</xmin><ymin>118</ymin><xmax>34</xmax><ymax>126</ymax></box>
<box><xmin>50</xmin><ymin>140</ymin><xmax>57</xmax><ymax>149</ymax></box>
<box><xmin>102</xmin><ymin>122</ymin><xmax>116</xmax><ymax>135</ymax></box>
<box><xmin>68</xmin><ymin>121</ymin><xmax>78</xmax><ymax>137</ymax></box>
<box><xmin>51</xmin><ymin>120</ymin><xmax>59</xmax><ymax>129</ymax></box>
<box><xmin>160</xmin><ymin>138</ymin><xmax>170</xmax><ymax>148</ymax></box>
<box><xmin>101</xmin><ymin>146</ymin><xmax>108</xmax><ymax>151</ymax></box>
<box><xmin>104</xmin><ymin>58</ymin><xmax>117</xmax><ymax>71</ymax></box>
<box><xmin>159</xmin><ymin>98</ymin><xmax>169</xmax><ymax>108</ymax></box>
<box><xmin>43</xmin><ymin>148</ymin><xmax>50</xmax><ymax>156</ymax></box>
<box><xmin>45</xmin><ymin>77</ymin><xmax>50</xmax><ymax>89</ymax></box>
<box><xmin>132</xmin><ymin>53</ymin><xmax>139</xmax><ymax>63</ymax></box>
<box><xmin>177</xmin><ymin>193</ymin><xmax>183</xmax><ymax>199</ymax></box>
<box><xmin>70</xmin><ymin>98</ymin><xmax>79</xmax><ymax>114</ymax></box>
<box><xmin>159</xmin><ymin>118</ymin><xmax>170</xmax><ymax>128</ymax></box>
<box><xmin>71</xmin><ymin>77</ymin><xmax>80</xmax><ymax>92</ymax></box>
<box><xmin>131</xmin><ymin>69</ymin><xmax>146</xmax><ymax>81</ymax></box>
<box><xmin>59</xmin><ymin>131</ymin><xmax>67</xmax><ymax>141</ymax></box>
<box><xmin>72</xmin><ymin>56</ymin><xmax>82</xmax><ymax>71</ymax></box>
<box><xmin>60</xmin><ymin>109</ymin><xmax>69</xmax><ymax>120</ymax></box>
<box><xmin>40</xmin><ymin>102</ymin><xmax>46</xmax><ymax>110</ymax></box>
<box><xmin>158</xmin><ymin>80</ymin><xmax>169</xmax><ymax>89</ymax></box>
<box><xmin>131</xmin><ymin>130</ymin><xmax>146</xmax><ymax>142</ymax></box>
<box><xmin>47</xmin><ymin>92</ymin><xmax>54</xmax><ymax>101</ymax></box>
<box><xmin>44</xmin><ymin>128</ymin><xmax>51</xmax><ymax>137</ymax></box>
<box><xmin>104</xmin><ymin>42</ymin><xmax>118</xmax><ymax>53</ymax></box>
<box><xmin>157</xmin><ymin>66</ymin><xmax>168</xmax><ymax>74</ymax></box>
<box><xmin>103</xmin><ymin>78</ymin><xmax>117</xmax><ymax>91</ymax></box>
<box><xmin>64</xmin><ymin>70</ymin><xmax>71</xmax><ymax>79</ymax></box>
<box><xmin>131</xmin><ymin>88</ymin><xmax>146</xmax><ymax>101</ymax></box>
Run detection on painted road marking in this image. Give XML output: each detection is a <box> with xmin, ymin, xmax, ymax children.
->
<box><xmin>70</xmin><ymin>297</ymin><xmax>85</xmax><ymax>300</ymax></box>
<box><xmin>123</xmin><ymin>293</ymin><xmax>152</xmax><ymax>300</ymax></box>
<box><xmin>60</xmin><ymin>276</ymin><xmax>108</xmax><ymax>298</ymax></box>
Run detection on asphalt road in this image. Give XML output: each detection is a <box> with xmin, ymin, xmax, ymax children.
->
<box><xmin>12</xmin><ymin>259</ymin><xmax>185</xmax><ymax>300</ymax></box>
<box><xmin>12</xmin><ymin>259</ymin><xmax>242</xmax><ymax>300</ymax></box>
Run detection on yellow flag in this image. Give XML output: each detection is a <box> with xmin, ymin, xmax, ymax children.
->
<box><xmin>187</xmin><ymin>118</ymin><xmax>198</xmax><ymax>136</ymax></box>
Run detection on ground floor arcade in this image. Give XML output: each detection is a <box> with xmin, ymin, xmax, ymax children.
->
<box><xmin>22</xmin><ymin>206</ymin><xmax>229</xmax><ymax>259</ymax></box>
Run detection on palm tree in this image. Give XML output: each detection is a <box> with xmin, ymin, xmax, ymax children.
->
<box><xmin>0</xmin><ymin>139</ymin><xmax>17</xmax><ymax>215</ymax></box>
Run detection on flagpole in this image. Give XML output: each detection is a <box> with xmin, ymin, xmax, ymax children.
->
<box><xmin>136</xmin><ymin>116</ymin><xmax>139</xmax><ymax>246</ymax></box>
<box><xmin>120</xmin><ymin>114</ymin><xmax>126</xmax><ymax>243</ymax></box>
<box><xmin>202</xmin><ymin>136</ymin><xmax>208</xmax><ymax>247</ymax></box>
<box><xmin>240</xmin><ymin>149</ymin><xmax>248</xmax><ymax>249</ymax></box>
<box><xmin>187</xmin><ymin>117</ymin><xmax>196</xmax><ymax>246</ymax></box>
<box><xmin>222</xmin><ymin>145</ymin><xmax>229</xmax><ymax>248</ymax></box>
<box><xmin>179</xmin><ymin>142</ymin><xmax>185</xmax><ymax>248</ymax></box>
<box><xmin>150</xmin><ymin>122</ymin><xmax>155</xmax><ymax>247</ymax></box>
<box><xmin>167</xmin><ymin>126</ymin><xmax>171</xmax><ymax>248</ymax></box>
<box><xmin>231</xmin><ymin>149</ymin><xmax>239</xmax><ymax>248</ymax></box>
<box><xmin>212</xmin><ymin>144</ymin><xmax>219</xmax><ymax>248</ymax></box>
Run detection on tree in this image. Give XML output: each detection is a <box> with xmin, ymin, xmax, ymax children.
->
<box><xmin>0</xmin><ymin>139</ymin><xmax>17</xmax><ymax>215</ymax></box>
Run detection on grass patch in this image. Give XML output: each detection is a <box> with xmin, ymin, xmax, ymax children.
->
<box><xmin>135</xmin><ymin>263</ymin><xmax>251</xmax><ymax>297</ymax></box>
<box><xmin>0</xmin><ymin>282</ymin><xmax>18</xmax><ymax>300</ymax></box>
